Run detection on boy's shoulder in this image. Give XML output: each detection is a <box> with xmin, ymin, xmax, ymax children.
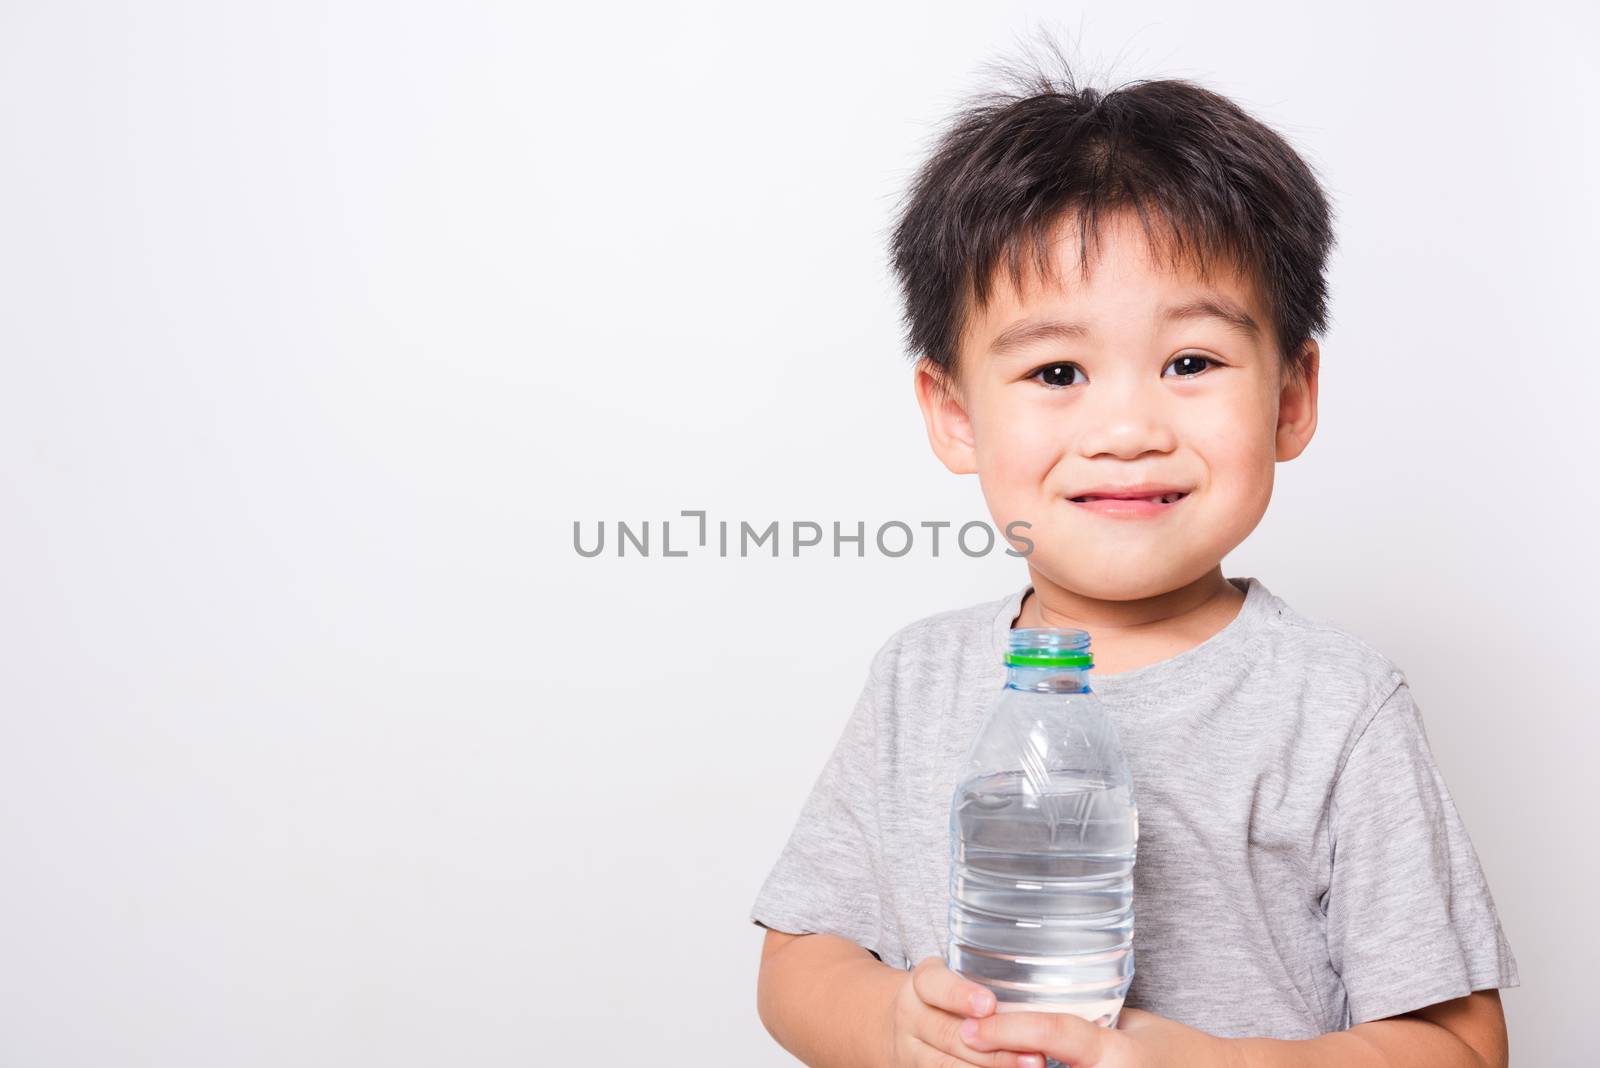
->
<box><xmin>1251</xmin><ymin>578</ymin><xmax>1410</xmax><ymax>697</ymax></box>
<box><xmin>1228</xmin><ymin>578</ymin><xmax>1418</xmax><ymax>756</ymax></box>
<box><xmin>862</xmin><ymin>584</ymin><xmax>1025</xmax><ymax>680</ymax></box>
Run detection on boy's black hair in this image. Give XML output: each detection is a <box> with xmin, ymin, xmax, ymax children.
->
<box><xmin>889</xmin><ymin>45</ymin><xmax>1336</xmax><ymax>390</ymax></box>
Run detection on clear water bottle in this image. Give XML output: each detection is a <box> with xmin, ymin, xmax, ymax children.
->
<box><xmin>946</xmin><ymin>627</ymin><xmax>1138</xmax><ymax>1032</ymax></box>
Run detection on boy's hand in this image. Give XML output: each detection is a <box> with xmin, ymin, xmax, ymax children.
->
<box><xmin>958</xmin><ymin>1005</ymin><xmax>1234</xmax><ymax>1068</ymax></box>
<box><xmin>886</xmin><ymin>956</ymin><xmax>1047</xmax><ymax>1068</ymax></box>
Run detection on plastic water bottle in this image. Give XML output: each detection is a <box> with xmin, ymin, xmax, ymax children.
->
<box><xmin>946</xmin><ymin>627</ymin><xmax>1138</xmax><ymax>1032</ymax></box>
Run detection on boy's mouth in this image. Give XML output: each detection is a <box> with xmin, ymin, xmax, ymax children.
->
<box><xmin>1070</xmin><ymin>492</ymin><xmax>1188</xmax><ymax>504</ymax></box>
<box><xmin>1068</xmin><ymin>485</ymin><xmax>1191</xmax><ymax>517</ymax></box>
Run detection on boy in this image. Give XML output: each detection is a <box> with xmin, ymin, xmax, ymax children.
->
<box><xmin>748</xmin><ymin>57</ymin><xmax>1519</xmax><ymax>1068</ymax></box>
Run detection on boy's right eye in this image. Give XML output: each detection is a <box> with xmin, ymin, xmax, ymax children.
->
<box><xmin>1029</xmin><ymin>362</ymin><xmax>1084</xmax><ymax>389</ymax></box>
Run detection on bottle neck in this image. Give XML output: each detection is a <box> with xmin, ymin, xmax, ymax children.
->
<box><xmin>1005</xmin><ymin>665</ymin><xmax>1092</xmax><ymax>693</ymax></box>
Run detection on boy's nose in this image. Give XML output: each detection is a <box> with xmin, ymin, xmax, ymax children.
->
<box><xmin>1075</xmin><ymin>389</ymin><xmax>1179</xmax><ymax>460</ymax></box>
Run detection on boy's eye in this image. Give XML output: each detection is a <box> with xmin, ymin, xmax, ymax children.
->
<box><xmin>1029</xmin><ymin>362</ymin><xmax>1083</xmax><ymax>389</ymax></box>
<box><xmin>1165</xmin><ymin>353</ymin><xmax>1217</xmax><ymax>377</ymax></box>
<box><xmin>1028</xmin><ymin>355</ymin><xmax>1218</xmax><ymax>388</ymax></box>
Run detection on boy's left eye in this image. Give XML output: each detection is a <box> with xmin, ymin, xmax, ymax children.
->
<box><xmin>1165</xmin><ymin>354</ymin><xmax>1217</xmax><ymax>377</ymax></box>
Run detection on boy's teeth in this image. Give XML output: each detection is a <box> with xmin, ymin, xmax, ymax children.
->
<box><xmin>1075</xmin><ymin>492</ymin><xmax>1186</xmax><ymax>503</ymax></box>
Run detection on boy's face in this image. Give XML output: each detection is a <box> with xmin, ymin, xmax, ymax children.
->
<box><xmin>915</xmin><ymin>210</ymin><xmax>1319</xmax><ymax>603</ymax></box>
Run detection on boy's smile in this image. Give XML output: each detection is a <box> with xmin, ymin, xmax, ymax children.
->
<box><xmin>1068</xmin><ymin>489</ymin><xmax>1189</xmax><ymax>517</ymax></box>
<box><xmin>915</xmin><ymin>209</ymin><xmax>1319</xmax><ymax>636</ymax></box>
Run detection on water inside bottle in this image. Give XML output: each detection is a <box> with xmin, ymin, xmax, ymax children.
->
<box><xmin>948</xmin><ymin>768</ymin><xmax>1137</xmax><ymax>1026</ymax></box>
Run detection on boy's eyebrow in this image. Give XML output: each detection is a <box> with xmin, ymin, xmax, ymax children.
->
<box><xmin>987</xmin><ymin>296</ymin><xmax>1263</xmax><ymax>355</ymax></box>
<box><xmin>1162</xmin><ymin>296</ymin><xmax>1263</xmax><ymax>341</ymax></box>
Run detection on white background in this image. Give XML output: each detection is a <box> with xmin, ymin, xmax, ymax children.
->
<box><xmin>2</xmin><ymin>2</ymin><xmax>1596</xmax><ymax>1064</ymax></box>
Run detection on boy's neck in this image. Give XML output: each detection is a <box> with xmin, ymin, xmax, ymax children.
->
<box><xmin>1012</xmin><ymin>566</ymin><xmax>1246</xmax><ymax>677</ymax></box>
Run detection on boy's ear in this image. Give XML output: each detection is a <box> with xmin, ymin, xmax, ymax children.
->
<box><xmin>914</xmin><ymin>358</ymin><xmax>978</xmax><ymax>475</ymax></box>
<box><xmin>1276</xmin><ymin>339</ymin><xmax>1320</xmax><ymax>462</ymax></box>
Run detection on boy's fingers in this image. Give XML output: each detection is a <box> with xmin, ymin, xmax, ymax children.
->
<box><xmin>960</xmin><ymin>1011</ymin><xmax>1106</xmax><ymax>1062</ymax></box>
<box><xmin>911</xmin><ymin>956</ymin><xmax>997</xmax><ymax>1016</ymax></box>
<box><xmin>913</xmin><ymin>1035</ymin><xmax>1044</xmax><ymax>1068</ymax></box>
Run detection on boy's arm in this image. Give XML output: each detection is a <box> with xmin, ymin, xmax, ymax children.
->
<box><xmin>961</xmin><ymin>990</ymin><xmax>1507</xmax><ymax>1068</ymax></box>
<box><xmin>1231</xmin><ymin>989</ymin><xmax>1507</xmax><ymax>1068</ymax></box>
<box><xmin>755</xmin><ymin>928</ymin><xmax>902</xmax><ymax>1068</ymax></box>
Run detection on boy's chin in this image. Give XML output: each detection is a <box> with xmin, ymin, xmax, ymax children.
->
<box><xmin>1031</xmin><ymin>558</ymin><xmax>1215</xmax><ymax>603</ymax></box>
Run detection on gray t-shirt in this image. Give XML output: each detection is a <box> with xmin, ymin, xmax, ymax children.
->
<box><xmin>749</xmin><ymin>575</ymin><xmax>1519</xmax><ymax>1039</ymax></box>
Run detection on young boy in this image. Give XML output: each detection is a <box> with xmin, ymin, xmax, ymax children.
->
<box><xmin>748</xmin><ymin>60</ymin><xmax>1519</xmax><ymax>1068</ymax></box>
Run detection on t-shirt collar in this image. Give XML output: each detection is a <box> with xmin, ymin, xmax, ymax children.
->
<box><xmin>990</xmin><ymin>575</ymin><xmax>1270</xmax><ymax>690</ymax></box>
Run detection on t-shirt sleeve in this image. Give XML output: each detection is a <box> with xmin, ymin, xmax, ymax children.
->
<box><xmin>748</xmin><ymin>644</ymin><xmax>906</xmax><ymax>968</ymax></box>
<box><xmin>1325</xmin><ymin>675</ymin><xmax>1520</xmax><ymax>1025</ymax></box>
